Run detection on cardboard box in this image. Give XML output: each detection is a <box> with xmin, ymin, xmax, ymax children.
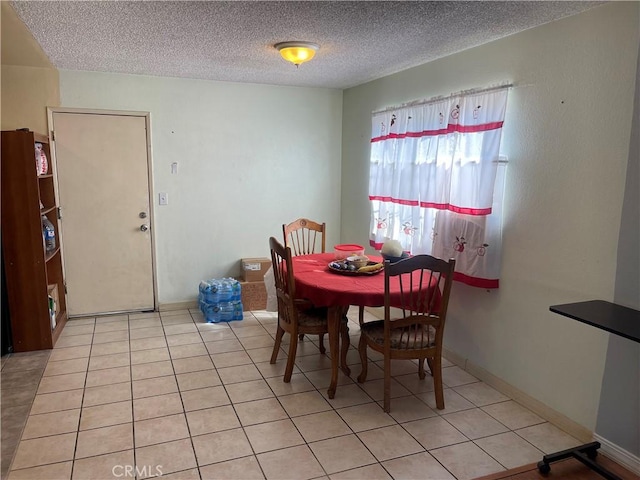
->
<box><xmin>241</xmin><ymin>257</ymin><xmax>271</xmax><ymax>282</ymax></box>
<box><xmin>240</xmin><ymin>281</ymin><xmax>267</xmax><ymax>311</ymax></box>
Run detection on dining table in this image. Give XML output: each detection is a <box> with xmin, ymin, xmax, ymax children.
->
<box><xmin>291</xmin><ymin>252</ymin><xmax>441</xmax><ymax>399</ymax></box>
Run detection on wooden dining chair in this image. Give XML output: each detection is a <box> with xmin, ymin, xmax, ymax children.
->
<box><xmin>283</xmin><ymin>217</ymin><xmax>367</xmax><ymax>343</ymax></box>
<box><xmin>283</xmin><ymin>218</ymin><xmax>327</xmax><ymax>346</ymax></box>
<box><xmin>283</xmin><ymin>218</ymin><xmax>326</xmax><ymax>256</ymax></box>
<box><xmin>269</xmin><ymin>236</ymin><xmax>349</xmax><ymax>382</ymax></box>
<box><xmin>357</xmin><ymin>254</ymin><xmax>456</xmax><ymax>412</ymax></box>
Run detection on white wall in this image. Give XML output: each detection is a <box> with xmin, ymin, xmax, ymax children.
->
<box><xmin>342</xmin><ymin>1</ymin><xmax>638</xmax><ymax>433</ymax></box>
<box><xmin>596</xmin><ymin>46</ymin><xmax>640</xmax><ymax>456</ymax></box>
<box><xmin>59</xmin><ymin>72</ymin><xmax>343</xmax><ymax>304</ymax></box>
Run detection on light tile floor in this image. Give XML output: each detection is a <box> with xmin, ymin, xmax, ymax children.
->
<box><xmin>3</xmin><ymin>308</ymin><xmax>584</xmax><ymax>480</ymax></box>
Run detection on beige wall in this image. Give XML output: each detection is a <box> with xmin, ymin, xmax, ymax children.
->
<box><xmin>1</xmin><ymin>65</ymin><xmax>59</xmax><ymax>134</ymax></box>
<box><xmin>59</xmin><ymin>71</ymin><xmax>343</xmax><ymax>305</ymax></box>
<box><xmin>1</xmin><ymin>1</ymin><xmax>59</xmax><ymax>133</ymax></box>
<box><xmin>342</xmin><ymin>1</ymin><xmax>639</xmax><ymax>435</ymax></box>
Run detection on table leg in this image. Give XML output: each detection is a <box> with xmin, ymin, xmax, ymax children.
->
<box><xmin>340</xmin><ymin>307</ymin><xmax>351</xmax><ymax>377</ymax></box>
<box><xmin>327</xmin><ymin>306</ymin><xmax>341</xmax><ymax>399</ymax></box>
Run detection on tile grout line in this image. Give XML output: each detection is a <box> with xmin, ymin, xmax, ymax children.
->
<box><xmin>470</xmin><ymin>404</ymin><xmax>548</xmax><ymax>472</ymax></box>
<box><xmin>225</xmin><ymin>310</ymin><xmax>275</xmax><ymax>480</ymax></box>
<box><xmin>244</xmin><ymin>312</ymin><xmax>333</xmax><ymax>479</ymax></box>
<box><xmin>69</xmin><ymin>314</ymin><xmax>96</xmax><ymax>479</ymax></box>
<box><xmin>126</xmin><ymin>313</ymin><xmax>139</xmax><ymax>480</ymax></box>
<box><xmin>172</xmin><ymin>308</ymin><xmax>207</xmax><ymax>480</ymax></box>
<box><xmin>6</xmin><ymin>310</ymin><xmax>575</xmax><ymax>480</ymax></box>
<box><xmin>235</xmin><ymin>312</ymin><xmax>399</xmax><ymax>477</ymax></box>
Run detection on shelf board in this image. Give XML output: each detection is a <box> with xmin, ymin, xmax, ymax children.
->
<box><xmin>550</xmin><ymin>300</ymin><xmax>640</xmax><ymax>343</ymax></box>
<box><xmin>33</xmin><ymin>132</ymin><xmax>49</xmax><ymax>144</ymax></box>
<box><xmin>51</xmin><ymin>309</ymin><xmax>68</xmax><ymax>346</ymax></box>
<box><xmin>52</xmin><ymin>309</ymin><xmax>66</xmax><ymax>332</ymax></box>
<box><xmin>37</xmin><ymin>174</ymin><xmax>54</xmax><ymax>179</ymax></box>
<box><xmin>45</xmin><ymin>247</ymin><xmax>60</xmax><ymax>263</ymax></box>
<box><xmin>41</xmin><ymin>206</ymin><xmax>56</xmax><ymax>216</ymax></box>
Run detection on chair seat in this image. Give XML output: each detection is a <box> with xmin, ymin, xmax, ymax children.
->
<box><xmin>361</xmin><ymin>320</ymin><xmax>437</xmax><ymax>349</ymax></box>
<box><xmin>297</xmin><ymin>307</ymin><xmax>348</xmax><ymax>328</ymax></box>
<box><xmin>297</xmin><ymin>307</ymin><xmax>328</xmax><ymax>327</ymax></box>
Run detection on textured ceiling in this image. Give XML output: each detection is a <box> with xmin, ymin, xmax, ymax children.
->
<box><xmin>11</xmin><ymin>1</ymin><xmax>605</xmax><ymax>89</ymax></box>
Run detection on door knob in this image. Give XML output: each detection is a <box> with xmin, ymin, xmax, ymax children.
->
<box><xmin>140</xmin><ymin>224</ymin><xmax>149</xmax><ymax>232</ymax></box>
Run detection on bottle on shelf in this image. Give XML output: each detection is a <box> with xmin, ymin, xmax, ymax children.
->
<box><xmin>41</xmin><ymin>215</ymin><xmax>56</xmax><ymax>253</ymax></box>
<box><xmin>34</xmin><ymin>142</ymin><xmax>48</xmax><ymax>175</ymax></box>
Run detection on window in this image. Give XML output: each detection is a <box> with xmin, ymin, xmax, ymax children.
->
<box><xmin>369</xmin><ymin>87</ymin><xmax>509</xmax><ymax>288</ymax></box>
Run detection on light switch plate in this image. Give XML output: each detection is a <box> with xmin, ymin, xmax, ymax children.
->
<box><xmin>159</xmin><ymin>192</ymin><xmax>168</xmax><ymax>205</ymax></box>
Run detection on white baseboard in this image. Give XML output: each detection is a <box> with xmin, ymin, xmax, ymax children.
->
<box><xmin>158</xmin><ymin>301</ymin><xmax>197</xmax><ymax>312</ymax></box>
<box><xmin>442</xmin><ymin>346</ymin><xmax>640</xmax><ymax>474</ymax></box>
<box><xmin>593</xmin><ymin>433</ymin><xmax>640</xmax><ymax>475</ymax></box>
<box><xmin>442</xmin><ymin>347</ymin><xmax>593</xmax><ymax>443</ymax></box>
<box><xmin>442</xmin><ymin>347</ymin><xmax>466</xmax><ymax>369</ymax></box>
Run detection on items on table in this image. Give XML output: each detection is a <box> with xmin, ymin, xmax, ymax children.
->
<box><xmin>333</xmin><ymin>244</ymin><xmax>365</xmax><ymax>260</ymax></box>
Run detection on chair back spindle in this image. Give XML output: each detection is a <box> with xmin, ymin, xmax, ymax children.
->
<box><xmin>283</xmin><ymin>218</ymin><xmax>326</xmax><ymax>256</ymax></box>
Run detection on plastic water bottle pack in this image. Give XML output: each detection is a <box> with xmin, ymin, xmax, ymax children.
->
<box><xmin>198</xmin><ymin>278</ymin><xmax>243</xmax><ymax>323</ymax></box>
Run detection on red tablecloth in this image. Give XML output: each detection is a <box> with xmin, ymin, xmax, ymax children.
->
<box><xmin>290</xmin><ymin>253</ymin><xmax>441</xmax><ymax>399</ymax></box>
<box><xmin>292</xmin><ymin>253</ymin><xmax>440</xmax><ymax>310</ymax></box>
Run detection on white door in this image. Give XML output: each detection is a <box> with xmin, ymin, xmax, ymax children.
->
<box><xmin>51</xmin><ymin>111</ymin><xmax>155</xmax><ymax>316</ymax></box>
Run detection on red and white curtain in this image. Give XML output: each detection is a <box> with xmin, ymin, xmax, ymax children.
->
<box><xmin>369</xmin><ymin>88</ymin><xmax>509</xmax><ymax>288</ymax></box>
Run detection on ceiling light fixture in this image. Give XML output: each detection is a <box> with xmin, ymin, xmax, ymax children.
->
<box><xmin>275</xmin><ymin>41</ymin><xmax>319</xmax><ymax>67</ymax></box>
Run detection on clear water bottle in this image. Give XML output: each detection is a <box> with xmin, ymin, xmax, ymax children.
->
<box><xmin>35</xmin><ymin>143</ymin><xmax>43</xmax><ymax>175</ymax></box>
<box><xmin>218</xmin><ymin>279</ymin><xmax>233</xmax><ymax>302</ymax></box>
<box><xmin>205</xmin><ymin>279</ymin><xmax>220</xmax><ymax>304</ymax></box>
<box><xmin>232</xmin><ymin>301</ymin><xmax>243</xmax><ymax>321</ymax></box>
<box><xmin>219</xmin><ymin>302</ymin><xmax>234</xmax><ymax>322</ymax></box>
<box><xmin>231</xmin><ymin>280</ymin><xmax>241</xmax><ymax>302</ymax></box>
<box><xmin>198</xmin><ymin>281</ymin><xmax>208</xmax><ymax>313</ymax></box>
<box><xmin>41</xmin><ymin>215</ymin><xmax>56</xmax><ymax>253</ymax></box>
<box><xmin>34</xmin><ymin>142</ymin><xmax>48</xmax><ymax>175</ymax></box>
<box><xmin>205</xmin><ymin>303</ymin><xmax>220</xmax><ymax>323</ymax></box>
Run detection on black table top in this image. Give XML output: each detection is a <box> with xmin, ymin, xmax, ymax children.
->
<box><xmin>550</xmin><ymin>300</ymin><xmax>640</xmax><ymax>343</ymax></box>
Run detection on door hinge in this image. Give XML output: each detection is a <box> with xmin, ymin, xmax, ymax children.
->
<box><xmin>50</xmin><ymin>130</ymin><xmax>55</xmax><ymax>141</ymax></box>
<box><xmin>57</xmin><ymin>207</ymin><xmax>62</xmax><ymax>219</ymax></box>
<box><xmin>64</xmin><ymin>283</ymin><xmax>68</xmax><ymax>294</ymax></box>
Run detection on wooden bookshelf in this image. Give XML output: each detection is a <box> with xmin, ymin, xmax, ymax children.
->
<box><xmin>1</xmin><ymin>129</ymin><xmax>67</xmax><ymax>351</ymax></box>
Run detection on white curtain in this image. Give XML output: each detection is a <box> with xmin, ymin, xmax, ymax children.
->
<box><xmin>369</xmin><ymin>88</ymin><xmax>509</xmax><ymax>288</ymax></box>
